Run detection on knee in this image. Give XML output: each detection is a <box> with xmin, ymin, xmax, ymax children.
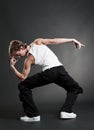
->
<box><xmin>67</xmin><ymin>82</ymin><xmax>83</xmax><ymax>94</ymax></box>
<box><xmin>18</xmin><ymin>81</ymin><xmax>32</xmax><ymax>93</ymax></box>
<box><xmin>74</xmin><ymin>87</ymin><xmax>83</xmax><ymax>94</ymax></box>
<box><xmin>18</xmin><ymin>81</ymin><xmax>26</xmax><ymax>91</ymax></box>
<box><xmin>71</xmin><ymin>85</ymin><xmax>83</xmax><ymax>94</ymax></box>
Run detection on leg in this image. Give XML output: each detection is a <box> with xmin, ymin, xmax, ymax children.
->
<box><xmin>18</xmin><ymin>69</ymin><xmax>58</xmax><ymax>117</ymax></box>
<box><xmin>55</xmin><ymin>66</ymin><xmax>83</xmax><ymax>113</ymax></box>
<box><xmin>60</xmin><ymin>92</ymin><xmax>78</xmax><ymax>113</ymax></box>
<box><xmin>18</xmin><ymin>85</ymin><xmax>40</xmax><ymax>117</ymax></box>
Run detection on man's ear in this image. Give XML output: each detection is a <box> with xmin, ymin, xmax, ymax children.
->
<box><xmin>24</xmin><ymin>43</ymin><xmax>27</xmax><ymax>48</ymax></box>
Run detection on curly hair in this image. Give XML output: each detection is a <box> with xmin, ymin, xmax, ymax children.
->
<box><xmin>8</xmin><ymin>40</ymin><xmax>27</xmax><ymax>58</ymax></box>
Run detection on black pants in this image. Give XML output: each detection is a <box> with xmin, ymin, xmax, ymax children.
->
<box><xmin>18</xmin><ymin>66</ymin><xmax>83</xmax><ymax>117</ymax></box>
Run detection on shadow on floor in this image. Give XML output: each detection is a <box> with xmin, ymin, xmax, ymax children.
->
<box><xmin>0</xmin><ymin>102</ymin><xmax>94</xmax><ymax>130</ymax></box>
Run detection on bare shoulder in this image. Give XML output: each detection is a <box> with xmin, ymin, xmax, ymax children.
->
<box><xmin>34</xmin><ymin>38</ymin><xmax>44</xmax><ymax>41</ymax></box>
<box><xmin>33</xmin><ymin>38</ymin><xmax>52</xmax><ymax>45</ymax></box>
<box><xmin>32</xmin><ymin>38</ymin><xmax>56</xmax><ymax>45</ymax></box>
<box><xmin>24</xmin><ymin>54</ymin><xmax>35</xmax><ymax>65</ymax></box>
<box><xmin>33</xmin><ymin>38</ymin><xmax>44</xmax><ymax>45</ymax></box>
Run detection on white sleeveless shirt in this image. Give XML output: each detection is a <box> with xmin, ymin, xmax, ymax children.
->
<box><xmin>28</xmin><ymin>43</ymin><xmax>63</xmax><ymax>71</ymax></box>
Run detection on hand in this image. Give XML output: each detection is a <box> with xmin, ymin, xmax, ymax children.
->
<box><xmin>10</xmin><ymin>57</ymin><xmax>18</xmax><ymax>67</ymax></box>
<box><xmin>73</xmin><ymin>39</ymin><xmax>85</xmax><ymax>49</ymax></box>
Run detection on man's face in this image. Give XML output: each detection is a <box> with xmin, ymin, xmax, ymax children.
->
<box><xmin>13</xmin><ymin>47</ymin><xmax>26</xmax><ymax>59</ymax></box>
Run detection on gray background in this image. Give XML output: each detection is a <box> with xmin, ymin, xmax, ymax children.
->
<box><xmin>0</xmin><ymin>0</ymin><xmax>94</xmax><ymax>114</ymax></box>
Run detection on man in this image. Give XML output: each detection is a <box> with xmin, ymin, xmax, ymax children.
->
<box><xmin>9</xmin><ymin>38</ymin><xmax>85</xmax><ymax>122</ymax></box>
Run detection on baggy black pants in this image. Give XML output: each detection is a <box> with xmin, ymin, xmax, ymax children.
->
<box><xmin>18</xmin><ymin>66</ymin><xmax>83</xmax><ymax>117</ymax></box>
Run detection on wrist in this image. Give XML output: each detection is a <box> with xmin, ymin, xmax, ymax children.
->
<box><xmin>10</xmin><ymin>64</ymin><xmax>15</xmax><ymax>69</ymax></box>
<box><xmin>71</xmin><ymin>38</ymin><xmax>75</xmax><ymax>42</ymax></box>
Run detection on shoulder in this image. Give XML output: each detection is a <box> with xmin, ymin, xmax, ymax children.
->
<box><xmin>32</xmin><ymin>38</ymin><xmax>43</xmax><ymax>45</ymax></box>
<box><xmin>24</xmin><ymin>54</ymin><xmax>35</xmax><ymax>65</ymax></box>
<box><xmin>33</xmin><ymin>38</ymin><xmax>43</xmax><ymax>42</ymax></box>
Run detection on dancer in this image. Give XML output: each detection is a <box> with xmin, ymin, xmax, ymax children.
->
<box><xmin>9</xmin><ymin>38</ymin><xmax>85</xmax><ymax>122</ymax></box>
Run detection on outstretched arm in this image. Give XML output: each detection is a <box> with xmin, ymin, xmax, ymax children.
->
<box><xmin>34</xmin><ymin>38</ymin><xmax>85</xmax><ymax>49</ymax></box>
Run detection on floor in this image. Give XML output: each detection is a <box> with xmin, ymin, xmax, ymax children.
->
<box><xmin>0</xmin><ymin>102</ymin><xmax>94</xmax><ymax>130</ymax></box>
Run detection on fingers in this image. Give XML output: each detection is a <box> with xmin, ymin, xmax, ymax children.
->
<box><xmin>77</xmin><ymin>43</ymin><xmax>85</xmax><ymax>49</ymax></box>
<box><xmin>81</xmin><ymin>44</ymin><xmax>85</xmax><ymax>47</ymax></box>
<box><xmin>77</xmin><ymin>44</ymin><xmax>81</xmax><ymax>49</ymax></box>
<box><xmin>73</xmin><ymin>39</ymin><xmax>85</xmax><ymax>49</ymax></box>
<box><xmin>10</xmin><ymin>57</ymin><xmax>18</xmax><ymax>64</ymax></box>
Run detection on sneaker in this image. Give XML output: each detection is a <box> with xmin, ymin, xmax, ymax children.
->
<box><xmin>60</xmin><ymin>112</ymin><xmax>77</xmax><ymax>119</ymax></box>
<box><xmin>20</xmin><ymin>115</ymin><xmax>40</xmax><ymax>122</ymax></box>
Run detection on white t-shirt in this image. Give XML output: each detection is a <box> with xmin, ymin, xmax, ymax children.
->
<box><xmin>28</xmin><ymin>43</ymin><xmax>63</xmax><ymax>71</ymax></box>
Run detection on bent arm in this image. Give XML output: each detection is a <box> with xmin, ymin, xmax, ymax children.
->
<box><xmin>34</xmin><ymin>38</ymin><xmax>85</xmax><ymax>49</ymax></box>
<box><xmin>10</xmin><ymin>55</ymin><xmax>33</xmax><ymax>80</ymax></box>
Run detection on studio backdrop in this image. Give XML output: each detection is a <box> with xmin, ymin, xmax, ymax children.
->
<box><xmin>0</xmin><ymin>0</ymin><xmax>94</xmax><ymax>113</ymax></box>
